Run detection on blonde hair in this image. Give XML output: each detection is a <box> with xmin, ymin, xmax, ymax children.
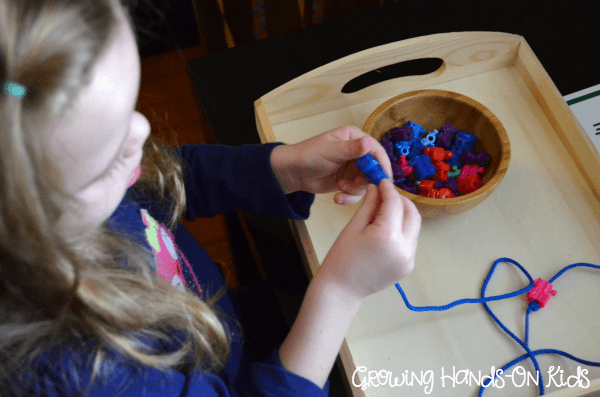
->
<box><xmin>0</xmin><ymin>0</ymin><xmax>229</xmax><ymax>395</ymax></box>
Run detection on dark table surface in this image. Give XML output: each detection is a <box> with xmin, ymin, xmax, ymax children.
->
<box><xmin>186</xmin><ymin>1</ymin><xmax>599</xmax><ymax>393</ymax></box>
<box><xmin>189</xmin><ymin>2</ymin><xmax>599</xmax><ymax>146</ymax></box>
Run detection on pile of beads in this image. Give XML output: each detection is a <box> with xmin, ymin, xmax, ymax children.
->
<box><xmin>380</xmin><ymin>121</ymin><xmax>491</xmax><ymax>198</ymax></box>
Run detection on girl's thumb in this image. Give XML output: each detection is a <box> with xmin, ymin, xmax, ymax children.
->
<box><xmin>348</xmin><ymin>137</ymin><xmax>371</xmax><ymax>159</ymax></box>
<box><xmin>347</xmin><ymin>183</ymin><xmax>380</xmax><ymax>231</ymax></box>
<box><xmin>349</xmin><ymin>137</ymin><xmax>369</xmax><ymax>158</ymax></box>
<box><xmin>330</xmin><ymin>137</ymin><xmax>369</xmax><ymax>163</ymax></box>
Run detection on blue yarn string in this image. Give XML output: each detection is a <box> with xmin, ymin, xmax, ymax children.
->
<box><xmin>395</xmin><ymin>257</ymin><xmax>600</xmax><ymax>396</ymax></box>
<box><xmin>395</xmin><ymin>258</ymin><xmax>534</xmax><ymax>311</ymax></box>
<box><xmin>476</xmin><ymin>349</ymin><xmax>600</xmax><ymax>397</ymax></box>
<box><xmin>549</xmin><ymin>263</ymin><xmax>600</xmax><ymax>283</ymax></box>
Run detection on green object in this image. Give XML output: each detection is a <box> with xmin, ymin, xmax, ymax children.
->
<box><xmin>566</xmin><ymin>89</ymin><xmax>600</xmax><ymax>106</ymax></box>
<box><xmin>448</xmin><ymin>166</ymin><xmax>461</xmax><ymax>178</ymax></box>
<box><xmin>3</xmin><ymin>81</ymin><xmax>27</xmax><ymax>98</ymax></box>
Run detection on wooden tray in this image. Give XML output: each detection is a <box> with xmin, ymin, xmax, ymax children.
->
<box><xmin>254</xmin><ymin>32</ymin><xmax>600</xmax><ymax>397</ymax></box>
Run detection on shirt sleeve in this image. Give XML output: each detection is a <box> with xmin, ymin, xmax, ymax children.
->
<box><xmin>171</xmin><ymin>143</ymin><xmax>315</xmax><ymax>221</ymax></box>
<box><xmin>180</xmin><ymin>346</ymin><xmax>331</xmax><ymax>397</ymax></box>
<box><xmin>239</xmin><ymin>346</ymin><xmax>331</xmax><ymax>397</ymax></box>
<box><xmin>34</xmin><ymin>345</ymin><xmax>330</xmax><ymax>397</ymax></box>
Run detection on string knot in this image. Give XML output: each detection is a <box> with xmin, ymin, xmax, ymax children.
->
<box><xmin>528</xmin><ymin>301</ymin><xmax>540</xmax><ymax>312</ymax></box>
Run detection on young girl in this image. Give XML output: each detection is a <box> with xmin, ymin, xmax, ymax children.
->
<box><xmin>0</xmin><ymin>0</ymin><xmax>421</xmax><ymax>395</ymax></box>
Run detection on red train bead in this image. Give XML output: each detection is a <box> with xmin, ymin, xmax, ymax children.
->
<box><xmin>397</xmin><ymin>155</ymin><xmax>413</xmax><ymax>177</ymax></box>
<box><xmin>433</xmin><ymin>161</ymin><xmax>451</xmax><ymax>181</ymax></box>
<box><xmin>424</xmin><ymin>147</ymin><xmax>453</xmax><ymax>162</ymax></box>
<box><xmin>457</xmin><ymin>175</ymin><xmax>483</xmax><ymax>195</ymax></box>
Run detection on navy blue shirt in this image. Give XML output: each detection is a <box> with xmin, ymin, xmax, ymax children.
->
<box><xmin>25</xmin><ymin>143</ymin><xmax>329</xmax><ymax>396</ymax></box>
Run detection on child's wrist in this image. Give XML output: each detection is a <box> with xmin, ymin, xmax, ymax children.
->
<box><xmin>270</xmin><ymin>144</ymin><xmax>300</xmax><ymax>195</ymax></box>
<box><xmin>312</xmin><ymin>266</ymin><xmax>365</xmax><ymax>309</ymax></box>
<box><xmin>279</xmin><ymin>266</ymin><xmax>363</xmax><ymax>386</ymax></box>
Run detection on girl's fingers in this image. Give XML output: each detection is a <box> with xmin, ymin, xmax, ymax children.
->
<box><xmin>346</xmin><ymin>183</ymin><xmax>380</xmax><ymax>230</ymax></box>
<box><xmin>338</xmin><ymin>174</ymin><xmax>366</xmax><ymax>193</ymax></box>
<box><xmin>364</xmin><ymin>138</ymin><xmax>393</xmax><ymax>178</ymax></box>
<box><xmin>334</xmin><ymin>192</ymin><xmax>364</xmax><ymax>206</ymax></box>
<box><xmin>335</xmin><ymin>177</ymin><xmax>367</xmax><ymax>205</ymax></box>
<box><xmin>400</xmin><ymin>194</ymin><xmax>421</xmax><ymax>238</ymax></box>
<box><xmin>338</xmin><ymin>179</ymin><xmax>416</xmax><ymax>237</ymax></box>
<box><xmin>352</xmin><ymin>174</ymin><xmax>368</xmax><ymax>188</ymax></box>
<box><xmin>370</xmin><ymin>179</ymin><xmax>405</xmax><ymax>234</ymax></box>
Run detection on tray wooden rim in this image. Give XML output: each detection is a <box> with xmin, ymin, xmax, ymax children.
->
<box><xmin>254</xmin><ymin>31</ymin><xmax>600</xmax><ymax>397</ymax></box>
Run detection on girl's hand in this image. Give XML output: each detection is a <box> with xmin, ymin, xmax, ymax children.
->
<box><xmin>277</xmin><ymin>179</ymin><xmax>420</xmax><ymax>387</ymax></box>
<box><xmin>318</xmin><ymin>178</ymin><xmax>421</xmax><ymax>301</ymax></box>
<box><xmin>270</xmin><ymin>126</ymin><xmax>393</xmax><ymax>205</ymax></box>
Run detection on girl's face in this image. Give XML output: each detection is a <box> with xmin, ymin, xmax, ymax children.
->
<box><xmin>45</xmin><ymin>4</ymin><xmax>151</xmax><ymax>243</ymax></box>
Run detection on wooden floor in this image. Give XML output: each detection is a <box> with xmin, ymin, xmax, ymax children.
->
<box><xmin>136</xmin><ymin>45</ymin><xmax>241</xmax><ymax>288</ymax></box>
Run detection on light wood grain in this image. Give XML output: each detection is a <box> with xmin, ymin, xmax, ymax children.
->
<box><xmin>514</xmin><ymin>40</ymin><xmax>600</xmax><ymax>212</ymax></box>
<box><xmin>255</xmin><ymin>32</ymin><xmax>600</xmax><ymax>397</ymax></box>
<box><xmin>255</xmin><ymin>98</ymin><xmax>277</xmax><ymax>143</ymax></box>
<box><xmin>259</xmin><ymin>32</ymin><xmax>521</xmax><ymax>126</ymax></box>
<box><xmin>288</xmin><ymin>219</ymin><xmax>320</xmax><ymax>278</ymax></box>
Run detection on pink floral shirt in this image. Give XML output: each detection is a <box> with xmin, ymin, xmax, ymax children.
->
<box><xmin>140</xmin><ymin>208</ymin><xmax>204</xmax><ymax>300</ymax></box>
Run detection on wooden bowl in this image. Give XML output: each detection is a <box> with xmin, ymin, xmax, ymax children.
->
<box><xmin>363</xmin><ymin>89</ymin><xmax>511</xmax><ymax>217</ymax></box>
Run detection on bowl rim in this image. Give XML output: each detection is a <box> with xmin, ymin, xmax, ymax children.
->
<box><xmin>362</xmin><ymin>89</ymin><xmax>511</xmax><ymax>206</ymax></box>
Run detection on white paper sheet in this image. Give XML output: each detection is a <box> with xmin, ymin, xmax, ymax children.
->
<box><xmin>564</xmin><ymin>83</ymin><xmax>600</xmax><ymax>153</ymax></box>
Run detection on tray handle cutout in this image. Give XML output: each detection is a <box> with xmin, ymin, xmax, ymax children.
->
<box><xmin>341</xmin><ymin>58</ymin><xmax>444</xmax><ymax>94</ymax></box>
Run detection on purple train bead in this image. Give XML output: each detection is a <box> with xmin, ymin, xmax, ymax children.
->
<box><xmin>435</xmin><ymin>179</ymin><xmax>459</xmax><ymax>196</ymax></box>
<box><xmin>390</xmin><ymin>126</ymin><xmax>414</xmax><ymax>142</ymax></box>
<box><xmin>436</xmin><ymin>123</ymin><xmax>459</xmax><ymax>149</ymax></box>
<box><xmin>460</xmin><ymin>151</ymin><xmax>491</xmax><ymax>168</ymax></box>
<box><xmin>391</xmin><ymin>162</ymin><xmax>405</xmax><ymax>184</ymax></box>
<box><xmin>381</xmin><ymin>138</ymin><xmax>395</xmax><ymax>157</ymax></box>
<box><xmin>396</xmin><ymin>178</ymin><xmax>419</xmax><ymax>195</ymax></box>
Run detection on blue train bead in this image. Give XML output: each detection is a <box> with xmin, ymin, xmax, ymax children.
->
<box><xmin>408</xmin><ymin>154</ymin><xmax>436</xmax><ymax>181</ymax></box>
<box><xmin>407</xmin><ymin>139</ymin><xmax>425</xmax><ymax>160</ymax></box>
<box><xmin>421</xmin><ymin>129</ymin><xmax>439</xmax><ymax>148</ymax></box>
<box><xmin>448</xmin><ymin>131</ymin><xmax>478</xmax><ymax>168</ymax></box>
<box><xmin>393</xmin><ymin>140</ymin><xmax>411</xmax><ymax>159</ymax></box>
<box><xmin>403</xmin><ymin>121</ymin><xmax>426</xmax><ymax>138</ymax></box>
<box><xmin>447</xmin><ymin>153</ymin><xmax>462</xmax><ymax>168</ymax></box>
<box><xmin>355</xmin><ymin>154</ymin><xmax>389</xmax><ymax>186</ymax></box>
<box><xmin>456</xmin><ymin>131</ymin><xmax>477</xmax><ymax>150</ymax></box>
